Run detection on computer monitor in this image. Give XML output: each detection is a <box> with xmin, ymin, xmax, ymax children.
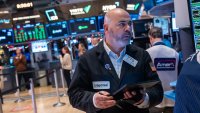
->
<box><xmin>13</xmin><ymin>23</ymin><xmax>46</xmax><ymax>43</ymax></box>
<box><xmin>31</xmin><ymin>40</ymin><xmax>48</xmax><ymax>53</ymax></box>
<box><xmin>45</xmin><ymin>21</ymin><xmax>69</xmax><ymax>39</ymax></box>
<box><xmin>153</xmin><ymin>17</ymin><xmax>169</xmax><ymax>35</ymax></box>
<box><xmin>69</xmin><ymin>17</ymin><xmax>97</xmax><ymax>35</ymax></box>
<box><xmin>97</xmin><ymin>16</ymin><xmax>104</xmax><ymax>32</ymax></box>
<box><xmin>0</xmin><ymin>28</ymin><xmax>14</xmax><ymax>44</ymax></box>
<box><xmin>133</xmin><ymin>19</ymin><xmax>153</xmax><ymax>38</ymax></box>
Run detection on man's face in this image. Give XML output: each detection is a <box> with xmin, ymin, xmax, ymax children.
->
<box><xmin>16</xmin><ymin>49</ymin><xmax>21</xmax><ymax>55</ymax></box>
<box><xmin>105</xmin><ymin>12</ymin><xmax>132</xmax><ymax>48</ymax></box>
<box><xmin>91</xmin><ymin>38</ymin><xmax>99</xmax><ymax>46</ymax></box>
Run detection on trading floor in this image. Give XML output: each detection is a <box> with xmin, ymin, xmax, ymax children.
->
<box><xmin>2</xmin><ymin>86</ymin><xmax>84</xmax><ymax>113</ymax></box>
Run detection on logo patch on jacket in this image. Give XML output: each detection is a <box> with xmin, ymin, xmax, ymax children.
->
<box><xmin>154</xmin><ymin>58</ymin><xmax>176</xmax><ymax>71</ymax></box>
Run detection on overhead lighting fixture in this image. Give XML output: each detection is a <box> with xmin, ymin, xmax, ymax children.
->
<box><xmin>0</xmin><ymin>11</ymin><xmax>9</xmax><ymax>14</ymax></box>
<box><xmin>13</xmin><ymin>15</ymin><xmax>40</xmax><ymax>21</ymax></box>
<box><xmin>25</xmin><ymin>20</ymin><xmax>31</xmax><ymax>24</ymax></box>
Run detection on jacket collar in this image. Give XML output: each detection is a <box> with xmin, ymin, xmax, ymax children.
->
<box><xmin>153</xmin><ymin>41</ymin><xmax>165</xmax><ymax>46</ymax></box>
<box><xmin>96</xmin><ymin>41</ymin><xmax>120</xmax><ymax>83</ymax></box>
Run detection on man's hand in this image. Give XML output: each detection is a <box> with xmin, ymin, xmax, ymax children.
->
<box><xmin>19</xmin><ymin>55</ymin><xmax>22</xmax><ymax>59</ymax></box>
<box><xmin>123</xmin><ymin>88</ymin><xmax>146</xmax><ymax>105</ymax></box>
<box><xmin>93</xmin><ymin>91</ymin><xmax>116</xmax><ymax>109</ymax></box>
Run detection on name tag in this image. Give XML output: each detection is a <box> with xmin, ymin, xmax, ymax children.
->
<box><xmin>123</xmin><ymin>54</ymin><xmax>138</xmax><ymax>67</ymax></box>
<box><xmin>154</xmin><ymin>58</ymin><xmax>176</xmax><ymax>71</ymax></box>
<box><xmin>92</xmin><ymin>81</ymin><xmax>110</xmax><ymax>89</ymax></box>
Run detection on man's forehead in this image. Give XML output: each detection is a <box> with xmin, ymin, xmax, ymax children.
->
<box><xmin>117</xmin><ymin>18</ymin><xmax>131</xmax><ymax>23</ymax></box>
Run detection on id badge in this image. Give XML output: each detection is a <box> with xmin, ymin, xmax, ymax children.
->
<box><xmin>92</xmin><ymin>81</ymin><xmax>110</xmax><ymax>89</ymax></box>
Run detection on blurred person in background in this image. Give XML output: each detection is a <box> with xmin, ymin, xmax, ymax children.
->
<box><xmin>14</xmin><ymin>48</ymin><xmax>31</xmax><ymax>95</ymax></box>
<box><xmin>78</xmin><ymin>43</ymin><xmax>86</xmax><ymax>57</ymax></box>
<box><xmin>91</xmin><ymin>37</ymin><xmax>100</xmax><ymax>47</ymax></box>
<box><xmin>60</xmin><ymin>46</ymin><xmax>72</xmax><ymax>87</ymax></box>
<box><xmin>146</xmin><ymin>27</ymin><xmax>180</xmax><ymax>113</ymax></box>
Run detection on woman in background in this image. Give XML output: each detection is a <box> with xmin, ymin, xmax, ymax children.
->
<box><xmin>78</xmin><ymin>43</ymin><xmax>86</xmax><ymax>57</ymax></box>
<box><xmin>59</xmin><ymin>46</ymin><xmax>72</xmax><ymax>87</ymax></box>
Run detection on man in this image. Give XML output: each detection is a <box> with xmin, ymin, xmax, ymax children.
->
<box><xmin>88</xmin><ymin>37</ymin><xmax>100</xmax><ymax>50</ymax></box>
<box><xmin>91</xmin><ymin>37</ymin><xmax>100</xmax><ymax>47</ymax></box>
<box><xmin>68</xmin><ymin>8</ymin><xmax>163</xmax><ymax>113</ymax></box>
<box><xmin>14</xmin><ymin>48</ymin><xmax>30</xmax><ymax>94</ymax></box>
<box><xmin>146</xmin><ymin>27</ymin><xmax>179</xmax><ymax>113</ymax></box>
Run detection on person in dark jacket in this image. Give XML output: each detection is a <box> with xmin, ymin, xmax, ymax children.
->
<box><xmin>14</xmin><ymin>48</ymin><xmax>30</xmax><ymax>93</ymax></box>
<box><xmin>68</xmin><ymin>8</ymin><xmax>163</xmax><ymax>113</ymax></box>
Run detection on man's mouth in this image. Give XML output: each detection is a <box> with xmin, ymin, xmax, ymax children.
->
<box><xmin>124</xmin><ymin>34</ymin><xmax>131</xmax><ymax>38</ymax></box>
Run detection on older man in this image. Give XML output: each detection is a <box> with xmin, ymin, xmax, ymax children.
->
<box><xmin>68</xmin><ymin>8</ymin><xmax>163</xmax><ymax>113</ymax></box>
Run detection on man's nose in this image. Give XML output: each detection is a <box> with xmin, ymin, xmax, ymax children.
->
<box><xmin>124</xmin><ymin>24</ymin><xmax>131</xmax><ymax>32</ymax></box>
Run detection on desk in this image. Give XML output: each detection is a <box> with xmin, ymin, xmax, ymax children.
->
<box><xmin>0</xmin><ymin>66</ymin><xmax>16</xmax><ymax>92</ymax></box>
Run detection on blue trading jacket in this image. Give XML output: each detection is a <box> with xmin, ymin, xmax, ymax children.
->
<box><xmin>174</xmin><ymin>51</ymin><xmax>200</xmax><ymax>113</ymax></box>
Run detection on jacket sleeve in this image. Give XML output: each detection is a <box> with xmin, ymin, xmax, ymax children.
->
<box><xmin>67</xmin><ymin>55</ymin><xmax>97</xmax><ymax>113</ymax></box>
<box><xmin>143</xmin><ymin>51</ymin><xmax>163</xmax><ymax>108</ymax></box>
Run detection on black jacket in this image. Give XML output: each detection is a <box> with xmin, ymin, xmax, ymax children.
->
<box><xmin>68</xmin><ymin>41</ymin><xmax>163</xmax><ymax>113</ymax></box>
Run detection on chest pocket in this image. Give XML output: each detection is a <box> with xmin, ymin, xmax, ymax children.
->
<box><xmin>154</xmin><ymin>58</ymin><xmax>176</xmax><ymax>71</ymax></box>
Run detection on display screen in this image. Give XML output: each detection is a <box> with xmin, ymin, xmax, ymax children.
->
<box><xmin>171</xmin><ymin>12</ymin><xmax>179</xmax><ymax>32</ymax></box>
<box><xmin>31</xmin><ymin>40</ymin><xmax>48</xmax><ymax>53</ymax></box>
<box><xmin>188</xmin><ymin>0</ymin><xmax>200</xmax><ymax>50</ymax></box>
<box><xmin>133</xmin><ymin>19</ymin><xmax>153</xmax><ymax>38</ymax></box>
<box><xmin>153</xmin><ymin>17</ymin><xmax>169</xmax><ymax>35</ymax></box>
<box><xmin>0</xmin><ymin>28</ymin><xmax>14</xmax><ymax>44</ymax></box>
<box><xmin>13</xmin><ymin>23</ymin><xmax>46</xmax><ymax>43</ymax></box>
<box><xmin>130</xmin><ymin>14</ymin><xmax>139</xmax><ymax>20</ymax></box>
<box><xmin>69</xmin><ymin>17</ymin><xmax>97</xmax><ymax>35</ymax></box>
<box><xmin>45</xmin><ymin>21</ymin><xmax>69</xmax><ymax>39</ymax></box>
<box><xmin>98</xmin><ymin>16</ymin><xmax>104</xmax><ymax>32</ymax></box>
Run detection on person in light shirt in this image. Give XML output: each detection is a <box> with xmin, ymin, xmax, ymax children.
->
<box><xmin>59</xmin><ymin>46</ymin><xmax>72</xmax><ymax>87</ymax></box>
<box><xmin>146</xmin><ymin>27</ymin><xmax>179</xmax><ymax>113</ymax></box>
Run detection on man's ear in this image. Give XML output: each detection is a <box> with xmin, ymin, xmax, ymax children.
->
<box><xmin>104</xmin><ymin>24</ymin><xmax>108</xmax><ymax>32</ymax></box>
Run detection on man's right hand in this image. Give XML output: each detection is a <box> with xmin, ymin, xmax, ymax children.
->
<box><xmin>93</xmin><ymin>91</ymin><xmax>116</xmax><ymax>109</ymax></box>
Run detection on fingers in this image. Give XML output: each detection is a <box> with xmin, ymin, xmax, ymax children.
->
<box><xmin>93</xmin><ymin>91</ymin><xmax>116</xmax><ymax>109</ymax></box>
<box><xmin>96</xmin><ymin>99</ymin><xmax>116</xmax><ymax>109</ymax></box>
<box><xmin>123</xmin><ymin>89</ymin><xmax>146</xmax><ymax>105</ymax></box>
<box><xmin>124</xmin><ymin>91</ymin><xmax>134</xmax><ymax>99</ymax></box>
<box><xmin>123</xmin><ymin>88</ymin><xmax>144</xmax><ymax>99</ymax></box>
